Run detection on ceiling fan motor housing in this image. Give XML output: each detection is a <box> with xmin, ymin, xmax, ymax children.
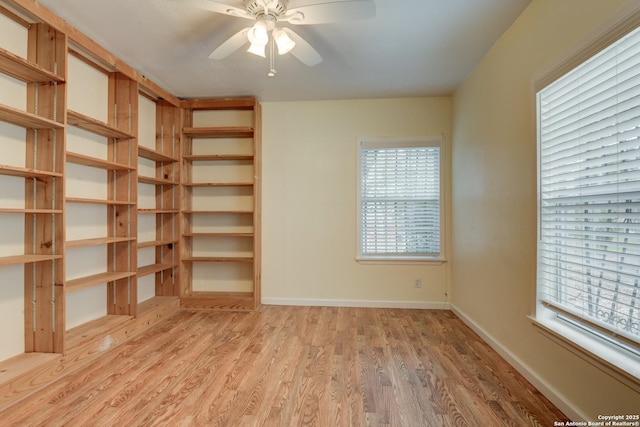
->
<box><xmin>245</xmin><ymin>0</ymin><xmax>288</xmax><ymax>19</ymax></box>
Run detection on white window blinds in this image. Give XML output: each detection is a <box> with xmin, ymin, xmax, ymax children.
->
<box><xmin>537</xmin><ymin>25</ymin><xmax>640</xmax><ymax>348</ymax></box>
<box><xmin>358</xmin><ymin>137</ymin><xmax>442</xmax><ymax>259</ymax></box>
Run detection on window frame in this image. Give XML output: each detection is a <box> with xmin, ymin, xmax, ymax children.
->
<box><xmin>356</xmin><ymin>135</ymin><xmax>445</xmax><ymax>264</ymax></box>
<box><xmin>533</xmin><ymin>8</ymin><xmax>640</xmax><ymax>391</ymax></box>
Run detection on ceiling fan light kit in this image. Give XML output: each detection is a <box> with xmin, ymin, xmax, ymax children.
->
<box><xmin>247</xmin><ymin>20</ymin><xmax>270</xmax><ymax>47</ymax></box>
<box><xmin>273</xmin><ymin>28</ymin><xmax>295</xmax><ymax>55</ymax></box>
<box><xmin>175</xmin><ymin>0</ymin><xmax>376</xmax><ymax>75</ymax></box>
<box><xmin>247</xmin><ymin>42</ymin><xmax>266</xmax><ymax>57</ymax></box>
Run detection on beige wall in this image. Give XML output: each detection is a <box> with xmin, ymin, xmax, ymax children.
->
<box><xmin>261</xmin><ymin>97</ymin><xmax>451</xmax><ymax>306</ymax></box>
<box><xmin>451</xmin><ymin>0</ymin><xmax>640</xmax><ymax>419</ymax></box>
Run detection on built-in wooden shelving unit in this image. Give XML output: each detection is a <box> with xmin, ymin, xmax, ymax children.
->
<box><xmin>63</xmin><ymin>70</ymin><xmax>138</xmax><ymax>321</ymax></box>
<box><xmin>136</xmin><ymin>98</ymin><xmax>181</xmax><ymax>298</ymax></box>
<box><xmin>180</xmin><ymin>97</ymin><xmax>261</xmax><ymax>310</ymax></box>
<box><xmin>0</xmin><ymin>19</ymin><xmax>67</xmax><ymax>356</ymax></box>
<box><xmin>0</xmin><ymin>1</ymin><xmax>259</xmax><ymax>404</ymax></box>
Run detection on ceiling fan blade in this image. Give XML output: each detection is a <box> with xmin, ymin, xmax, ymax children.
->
<box><xmin>208</xmin><ymin>27</ymin><xmax>250</xmax><ymax>59</ymax></box>
<box><xmin>283</xmin><ymin>0</ymin><xmax>376</xmax><ymax>25</ymax></box>
<box><xmin>284</xmin><ymin>28</ymin><xmax>322</xmax><ymax>67</ymax></box>
<box><xmin>167</xmin><ymin>0</ymin><xmax>250</xmax><ymax>19</ymax></box>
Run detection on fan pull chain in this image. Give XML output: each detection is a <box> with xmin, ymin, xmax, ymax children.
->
<box><xmin>268</xmin><ymin>38</ymin><xmax>276</xmax><ymax>77</ymax></box>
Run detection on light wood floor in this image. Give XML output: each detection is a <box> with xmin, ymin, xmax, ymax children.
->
<box><xmin>1</xmin><ymin>306</ymin><xmax>567</xmax><ymax>426</ymax></box>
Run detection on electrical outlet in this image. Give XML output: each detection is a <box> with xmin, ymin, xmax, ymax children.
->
<box><xmin>414</xmin><ymin>278</ymin><xmax>422</xmax><ymax>288</ymax></box>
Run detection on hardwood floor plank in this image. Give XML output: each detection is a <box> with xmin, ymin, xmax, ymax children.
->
<box><xmin>0</xmin><ymin>306</ymin><xmax>568</xmax><ymax>426</ymax></box>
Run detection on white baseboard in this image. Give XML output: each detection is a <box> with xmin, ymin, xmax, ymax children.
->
<box><xmin>261</xmin><ymin>297</ymin><xmax>449</xmax><ymax>310</ymax></box>
<box><xmin>449</xmin><ymin>304</ymin><xmax>587</xmax><ymax>422</ymax></box>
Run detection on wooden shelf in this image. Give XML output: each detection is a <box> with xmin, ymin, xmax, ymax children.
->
<box><xmin>0</xmin><ymin>254</ymin><xmax>62</xmax><ymax>267</ymax></box>
<box><xmin>183</xmin><ymin>232</ymin><xmax>253</xmax><ymax>237</ymax></box>
<box><xmin>182</xmin><ymin>256</ymin><xmax>253</xmax><ymax>263</ymax></box>
<box><xmin>182</xmin><ymin>126</ymin><xmax>254</xmax><ymax>138</ymax></box>
<box><xmin>183</xmin><ymin>182</ymin><xmax>253</xmax><ymax>187</ymax></box>
<box><xmin>137</xmin><ymin>263</ymin><xmax>173</xmax><ymax>278</ymax></box>
<box><xmin>66</xmin><ymin>236</ymin><xmax>135</xmax><ymax>249</ymax></box>
<box><xmin>66</xmin><ymin>152</ymin><xmax>134</xmax><ymax>171</ymax></box>
<box><xmin>137</xmin><ymin>295</ymin><xmax>180</xmax><ymax>317</ymax></box>
<box><xmin>138</xmin><ymin>175</ymin><xmax>178</xmax><ymax>186</ymax></box>
<box><xmin>181</xmin><ymin>97</ymin><xmax>255</xmax><ymax>110</ymax></box>
<box><xmin>137</xmin><ymin>209</ymin><xmax>179</xmax><ymax>214</ymax></box>
<box><xmin>137</xmin><ymin>239</ymin><xmax>177</xmax><ymax>249</ymax></box>
<box><xmin>180</xmin><ymin>291</ymin><xmax>255</xmax><ymax>311</ymax></box>
<box><xmin>0</xmin><ymin>46</ymin><xmax>64</xmax><ymax>83</ymax></box>
<box><xmin>67</xmin><ymin>110</ymin><xmax>134</xmax><ymax>139</ymax></box>
<box><xmin>138</xmin><ymin>145</ymin><xmax>178</xmax><ymax>163</ymax></box>
<box><xmin>183</xmin><ymin>209</ymin><xmax>253</xmax><ymax>214</ymax></box>
<box><xmin>0</xmin><ymin>164</ymin><xmax>62</xmax><ymax>179</ymax></box>
<box><xmin>0</xmin><ymin>208</ymin><xmax>62</xmax><ymax>214</ymax></box>
<box><xmin>182</xmin><ymin>154</ymin><xmax>253</xmax><ymax>161</ymax></box>
<box><xmin>66</xmin><ymin>197</ymin><xmax>135</xmax><ymax>206</ymax></box>
<box><xmin>0</xmin><ymin>103</ymin><xmax>63</xmax><ymax>129</ymax></box>
<box><xmin>66</xmin><ymin>271</ymin><xmax>136</xmax><ymax>293</ymax></box>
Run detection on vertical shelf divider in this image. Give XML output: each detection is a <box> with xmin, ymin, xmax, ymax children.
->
<box><xmin>155</xmin><ymin>100</ymin><xmax>181</xmax><ymax>297</ymax></box>
<box><xmin>107</xmin><ymin>72</ymin><xmax>138</xmax><ymax>316</ymax></box>
<box><xmin>23</xmin><ymin>22</ymin><xmax>67</xmax><ymax>354</ymax></box>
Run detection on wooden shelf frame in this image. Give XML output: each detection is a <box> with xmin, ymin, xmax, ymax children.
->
<box><xmin>182</xmin><ymin>181</ymin><xmax>254</xmax><ymax>187</ymax></box>
<box><xmin>0</xmin><ymin>254</ymin><xmax>63</xmax><ymax>267</ymax></box>
<box><xmin>11</xmin><ymin>22</ymin><xmax>69</xmax><ymax>355</ymax></box>
<box><xmin>182</xmin><ymin>256</ymin><xmax>254</xmax><ymax>263</ymax></box>
<box><xmin>183</xmin><ymin>232</ymin><xmax>253</xmax><ymax>238</ymax></box>
<box><xmin>135</xmin><ymin>99</ymin><xmax>181</xmax><ymax>298</ymax></box>
<box><xmin>66</xmin><ymin>236</ymin><xmax>136</xmax><ymax>249</ymax></box>
<box><xmin>0</xmin><ymin>103</ymin><xmax>64</xmax><ymax>129</ymax></box>
<box><xmin>180</xmin><ymin>97</ymin><xmax>256</xmax><ymax>111</ymax></box>
<box><xmin>66</xmin><ymin>271</ymin><xmax>136</xmax><ymax>293</ymax></box>
<box><xmin>0</xmin><ymin>208</ymin><xmax>63</xmax><ymax>214</ymax></box>
<box><xmin>137</xmin><ymin>239</ymin><xmax>178</xmax><ymax>249</ymax></box>
<box><xmin>183</xmin><ymin>209</ymin><xmax>255</xmax><ymax>214</ymax></box>
<box><xmin>137</xmin><ymin>209</ymin><xmax>180</xmax><ymax>214</ymax></box>
<box><xmin>0</xmin><ymin>2</ymin><xmax>191</xmax><ymax>370</ymax></box>
<box><xmin>182</xmin><ymin>154</ymin><xmax>254</xmax><ymax>161</ymax></box>
<box><xmin>0</xmin><ymin>164</ymin><xmax>62</xmax><ymax>179</ymax></box>
<box><xmin>0</xmin><ymin>0</ymin><xmax>265</xmax><ymax>370</ymax></box>
<box><xmin>0</xmin><ymin>45</ymin><xmax>65</xmax><ymax>83</ymax></box>
<box><xmin>103</xmin><ymin>71</ymin><xmax>139</xmax><ymax>317</ymax></box>
<box><xmin>67</xmin><ymin>109</ymin><xmax>135</xmax><ymax>139</ymax></box>
<box><xmin>137</xmin><ymin>262</ymin><xmax>174</xmax><ymax>278</ymax></box>
<box><xmin>66</xmin><ymin>151</ymin><xmax>135</xmax><ymax>171</ymax></box>
<box><xmin>180</xmin><ymin>97</ymin><xmax>261</xmax><ymax>309</ymax></box>
<box><xmin>138</xmin><ymin>145</ymin><xmax>178</xmax><ymax>163</ymax></box>
<box><xmin>182</xmin><ymin>126</ymin><xmax>254</xmax><ymax>138</ymax></box>
<box><xmin>138</xmin><ymin>175</ymin><xmax>178</xmax><ymax>186</ymax></box>
<box><xmin>65</xmin><ymin>197</ymin><xmax>136</xmax><ymax>206</ymax></box>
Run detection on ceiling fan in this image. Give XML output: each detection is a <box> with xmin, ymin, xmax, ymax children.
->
<box><xmin>172</xmin><ymin>0</ymin><xmax>376</xmax><ymax>74</ymax></box>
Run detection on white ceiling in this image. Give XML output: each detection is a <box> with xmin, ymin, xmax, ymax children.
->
<box><xmin>35</xmin><ymin>0</ymin><xmax>532</xmax><ymax>102</ymax></box>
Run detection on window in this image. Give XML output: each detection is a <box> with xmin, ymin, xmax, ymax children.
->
<box><xmin>536</xmin><ymin>23</ymin><xmax>640</xmax><ymax>373</ymax></box>
<box><xmin>357</xmin><ymin>136</ymin><xmax>443</xmax><ymax>261</ymax></box>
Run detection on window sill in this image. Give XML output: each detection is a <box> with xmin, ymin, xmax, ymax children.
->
<box><xmin>530</xmin><ymin>315</ymin><xmax>640</xmax><ymax>394</ymax></box>
<box><xmin>356</xmin><ymin>257</ymin><xmax>446</xmax><ymax>265</ymax></box>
